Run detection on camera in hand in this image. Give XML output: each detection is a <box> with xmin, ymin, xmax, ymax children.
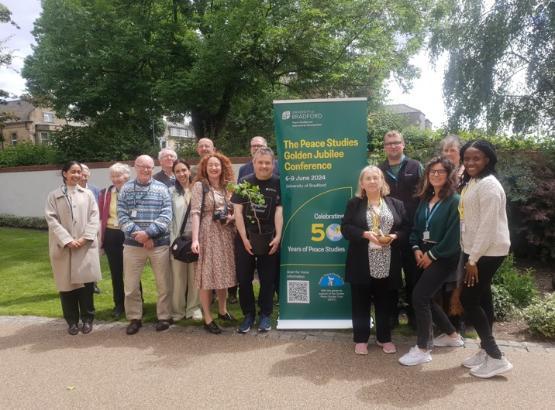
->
<box><xmin>213</xmin><ymin>210</ymin><xmax>228</xmax><ymax>224</ymax></box>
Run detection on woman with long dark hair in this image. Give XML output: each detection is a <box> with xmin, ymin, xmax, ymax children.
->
<box><xmin>399</xmin><ymin>157</ymin><xmax>463</xmax><ymax>366</ymax></box>
<box><xmin>458</xmin><ymin>140</ymin><xmax>512</xmax><ymax>378</ymax></box>
<box><xmin>45</xmin><ymin>161</ymin><xmax>101</xmax><ymax>335</ymax></box>
<box><xmin>169</xmin><ymin>159</ymin><xmax>202</xmax><ymax>322</ymax></box>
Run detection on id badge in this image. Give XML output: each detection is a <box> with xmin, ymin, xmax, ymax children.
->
<box><xmin>131</xmin><ymin>210</ymin><xmax>137</xmax><ymax>218</ymax></box>
<box><xmin>423</xmin><ymin>231</ymin><xmax>430</xmax><ymax>241</ymax></box>
<box><xmin>460</xmin><ymin>222</ymin><xmax>465</xmax><ymax>233</ymax></box>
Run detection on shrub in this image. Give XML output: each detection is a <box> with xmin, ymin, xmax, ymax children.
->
<box><xmin>491</xmin><ymin>285</ymin><xmax>515</xmax><ymax>321</ymax></box>
<box><xmin>0</xmin><ymin>142</ymin><xmax>59</xmax><ymax>167</ymax></box>
<box><xmin>0</xmin><ymin>214</ymin><xmax>48</xmax><ymax>230</ymax></box>
<box><xmin>493</xmin><ymin>255</ymin><xmax>538</xmax><ymax>308</ymax></box>
<box><xmin>523</xmin><ymin>293</ymin><xmax>555</xmax><ymax>339</ymax></box>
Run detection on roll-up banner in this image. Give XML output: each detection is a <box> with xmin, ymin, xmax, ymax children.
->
<box><xmin>273</xmin><ymin>98</ymin><xmax>368</xmax><ymax>329</ymax></box>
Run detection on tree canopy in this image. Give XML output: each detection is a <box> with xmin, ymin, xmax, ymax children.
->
<box><xmin>430</xmin><ymin>0</ymin><xmax>554</xmax><ymax>134</ymax></box>
<box><xmin>23</xmin><ymin>0</ymin><xmax>433</xmax><ymax>151</ymax></box>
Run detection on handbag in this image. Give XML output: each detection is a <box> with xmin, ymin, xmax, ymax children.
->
<box><xmin>171</xmin><ymin>184</ymin><xmax>207</xmax><ymax>263</ymax></box>
<box><xmin>171</xmin><ymin>204</ymin><xmax>197</xmax><ymax>263</ymax></box>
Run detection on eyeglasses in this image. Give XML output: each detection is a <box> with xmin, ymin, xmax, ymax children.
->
<box><xmin>250</xmin><ymin>144</ymin><xmax>264</xmax><ymax>148</ymax></box>
<box><xmin>136</xmin><ymin>165</ymin><xmax>153</xmax><ymax>170</ymax></box>
<box><xmin>384</xmin><ymin>141</ymin><xmax>403</xmax><ymax>147</ymax></box>
<box><xmin>429</xmin><ymin>169</ymin><xmax>448</xmax><ymax>176</ymax></box>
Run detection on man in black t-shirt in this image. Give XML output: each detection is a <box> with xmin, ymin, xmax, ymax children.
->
<box><xmin>232</xmin><ymin>147</ymin><xmax>283</xmax><ymax>333</ymax></box>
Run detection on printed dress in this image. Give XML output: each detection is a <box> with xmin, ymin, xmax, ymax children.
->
<box><xmin>190</xmin><ymin>181</ymin><xmax>237</xmax><ymax>289</ymax></box>
<box><xmin>366</xmin><ymin>200</ymin><xmax>394</xmax><ymax>279</ymax></box>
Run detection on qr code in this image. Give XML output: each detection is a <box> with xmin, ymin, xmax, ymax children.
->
<box><xmin>287</xmin><ymin>280</ymin><xmax>310</xmax><ymax>304</ymax></box>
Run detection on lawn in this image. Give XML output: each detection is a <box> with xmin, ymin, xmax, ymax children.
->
<box><xmin>0</xmin><ymin>227</ymin><xmax>246</xmax><ymax>326</ymax></box>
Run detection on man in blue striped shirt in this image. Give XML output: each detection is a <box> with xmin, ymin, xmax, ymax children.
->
<box><xmin>118</xmin><ymin>155</ymin><xmax>173</xmax><ymax>335</ymax></box>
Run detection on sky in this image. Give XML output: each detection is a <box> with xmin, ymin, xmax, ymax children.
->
<box><xmin>0</xmin><ymin>0</ymin><xmax>448</xmax><ymax>129</ymax></box>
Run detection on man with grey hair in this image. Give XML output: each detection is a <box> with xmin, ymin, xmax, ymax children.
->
<box><xmin>79</xmin><ymin>163</ymin><xmax>100</xmax><ymax>203</ymax></box>
<box><xmin>237</xmin><ymin>136</ymin><xmax>280</xmax><ymax>181</ymax></box>
<box><xmin>118</xmin><ymin>155</ymin><xmax>173</xmax><ymax>334</ymax></box>
<box><xmin>196</xmin><ymin>137</ymin><xmax>215</xmax><ymax>157</ymax></box>
<box><xmin>153</xmin><ymin>148</ymin><xmax>177</xmax><ymax>188</ymax></box>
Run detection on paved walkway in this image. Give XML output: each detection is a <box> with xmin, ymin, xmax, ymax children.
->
<box><xmin>1</xmin><ymin>316</ymin><xmax>554</xmax><ymax>409</ymax></box>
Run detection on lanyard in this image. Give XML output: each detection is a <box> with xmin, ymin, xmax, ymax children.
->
<box><xmin>62</xmin><ymin>184</ymin><xmax>74</xmax><ymax>221</ymax></box>
<box><xmin>132</xmin><ymin>180</ymin><xmax>151</xmax><ymax>210</ymax></box>
<box><xmin>425</xmin><ymin>200</ymin><xmax>442</xmax><ymax>231</ymax></box>
<box><xmin>458</xmin><ymin>178</ymin><xmax>476</xmax><ymax>220</ymax></box>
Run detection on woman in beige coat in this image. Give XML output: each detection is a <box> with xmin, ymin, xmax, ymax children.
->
<box><xmin>45</xmin><ymin>161</ymin><xmax>102</xmax><ymax>335</ymax></box>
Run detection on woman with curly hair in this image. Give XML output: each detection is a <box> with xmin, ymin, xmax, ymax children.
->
<box><xmin>399</xmin><ymin>157</ymin><xmax>463</xmax><ymax>366</ymax></box>
<box><xmin>190</xmin><ymin>153</ymin><xmax>237</xmax><ymax>334</ymax></box>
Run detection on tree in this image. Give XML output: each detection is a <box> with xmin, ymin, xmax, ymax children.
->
<box><xmin>24</xmin><ymin>0</ymin><xmax>433</xmax><ymax>151</ymax></box>
<box><xmin>429</xmin><ymin>0</ymin><xmax>555</xmax><ymax>134</ymax></box>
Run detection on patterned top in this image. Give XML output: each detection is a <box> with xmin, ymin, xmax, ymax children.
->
<box><xmin>117</xmin><ymin>178</ymin><xmax>172</xmax><ymax>247</ymax></box>
<box><xmin>366</xmin><ymin>200</ymin><xmax>394</xmax><ymax>279</ymax></box>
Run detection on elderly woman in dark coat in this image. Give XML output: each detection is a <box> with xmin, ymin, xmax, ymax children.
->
<box><xmin>341</xmin><ymin>165</ymin><xmax>409</xmax><ymax>356</ymax></box>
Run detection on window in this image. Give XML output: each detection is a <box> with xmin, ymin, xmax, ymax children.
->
<box><xmin>169</xmin><ymin>127</ymin><xmax>189</xmax><ymax>138</ymax></box>
<box><xmin>11</xmin><ymin>133</ymin><xmax>17</xmax><ymax>146</ymax></box>
<box><xmin>43</xmin><ymin>112</ymin><xmax>54</xmax><ymax>123</ymax></box>
<box><xmin>39</xmin><ymin>131</ymin><xmax>50</xmax><ymax>145</ymax></box>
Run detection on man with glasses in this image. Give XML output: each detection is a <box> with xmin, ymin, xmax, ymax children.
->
<box><xmin>118</xmin><ymin>155</ymin><xmax>173</xmax><ymax>335</ymax></box>
<box><xmin>153</xmin><ymin>148</ymin><xmax>177</xmax><ymax>188</ymax></box>
<box><xmin>237</xmin><ymin>136</ymin><xmax>280</xmax><ymax>181</ymax></box>
<box><xmin>379</xmin><ymin>130</ymin><xmax>423</xmax><ymax>329</ymax></box>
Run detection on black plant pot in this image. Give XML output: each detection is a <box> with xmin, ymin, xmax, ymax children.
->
<box><xmin>248</xmin><ymin>229</ymin><xmax>275</xmax><ymax>256</ymax></box>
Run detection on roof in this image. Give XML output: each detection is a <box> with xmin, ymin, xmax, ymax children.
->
<box><xmin>384</xmin><ymin>104</ymin><xmax>424</xmax><ymax>115</ymax></box>
<box><xmin>0</xmin><ymin>100</ymin><xmax>35</xmax><ymax>122</ymax></box>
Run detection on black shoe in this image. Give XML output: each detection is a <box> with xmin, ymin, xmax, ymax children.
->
<box><xmin>155</xmin><ymin>319</ymin><xmax>173</xmax><ymax>332</ymax></box>
<box><xmin>126</xmin><ymin>319</ymin><xmax>142</xmax><ymax>335</ymax></box>
<box><xmin>112</xmin><ymin>305</ymin><xmax>124</xmax><ymax>319</ymax></box>
<box><xmin>93</xmin><ymin>283</ymin><xmax>101</xmax><ymax>294</ymax></box>
<box><xmin>68</xmin><ymin>324</ymin><xmax>79</xmax><ymax>336</ymax></box>
<box><xmin>81</xmin><ymin>321</ymin><xmax>93</xmax><ymax>334</ymax></box>
<box><xmin>218</xmin><ymin>312</ymin><xmax>236</xmax><ymax>322</ymax></box>
<box><xmin>204</xmin><ymin>321</ymin><xmax>222</xmax><ymax>334</ymax></box>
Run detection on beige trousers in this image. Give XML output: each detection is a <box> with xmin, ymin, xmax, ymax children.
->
<box><xmin>170</xmin><ymin>255</ymin><xmax>201</xmax><ymax>321</ymax></box>
<box><xmin>123</xmin><ymin>245</ymin><xmax>171</xmax><ymax>321</ymax></box>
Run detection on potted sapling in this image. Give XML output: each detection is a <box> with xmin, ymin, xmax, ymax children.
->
<box><xmin>228</xmin><ymin>181</ymin><xmax>274</xmax><ymax>255</ymax></box>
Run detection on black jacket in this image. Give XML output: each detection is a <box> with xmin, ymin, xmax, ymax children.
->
<box><xmin>378</xmin><ymin>157</ymin><xmax>421</xmax><ymax>223</ymax></box>
<box><xmin>341</xmin><ymin>196</ymin><xmax>409</xmax><ymax>289</ymax></box>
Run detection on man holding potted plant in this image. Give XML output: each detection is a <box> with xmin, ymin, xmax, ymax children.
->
<box><xmin>231</xmin><ymin>147</ymin><xmax>283</xmax><ymax>333</ymax></box>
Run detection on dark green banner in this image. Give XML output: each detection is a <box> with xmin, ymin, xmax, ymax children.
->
<box><xmin>273</xmin><ymin>98</ymin><xmax>368</xmax><ymax>329</ymax></box>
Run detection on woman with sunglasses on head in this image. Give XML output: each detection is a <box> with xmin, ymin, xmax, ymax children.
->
<box><xmin>45</xmin><ymin>161</ymin><xmax>101</xmax><ymax>335</ymax></box>
<box><xmin>458</xmin><ymin>140</ymin><xmax>512</xmax><ymax>378</ymax></box>
<box><xmin>399</xmin><ymin>157</ymin><xmax>463</xmax><ymax>366</ymax></box>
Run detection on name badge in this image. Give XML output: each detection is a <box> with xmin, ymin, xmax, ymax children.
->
<box><xmin>423</xmin><ymin>231</ymin><xmax>430</xmax><ymax>241</ymax></box>
<box><xmin>460</xmin><ymin>222</ymin><xmax>465</xmax><ymax>233</ymax></box>
<box><xmin>131</xmin><ymin>210</ymin><xmax>137</xmax><ymax>218</ymax></box>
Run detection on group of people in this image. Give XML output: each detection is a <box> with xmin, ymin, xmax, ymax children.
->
<box><xmin>45</xmin><ymin>136</ymin><xmax>283</xmax><ymax>337</ymax></box>
<box><xmin>341</xmin><ymin>131</ymin><xmax>512</xmax><ymax>379</ymax></box>
<box><xmin>45</xmin><ymin>129</ymin><xmax>512</xmax><ymax>379</ymax></box>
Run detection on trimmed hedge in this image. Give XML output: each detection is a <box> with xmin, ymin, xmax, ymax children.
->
<box><xmin>0</xmin><ymin>214</ymin><xmax>48</xmax><ymax>230</ymax></box>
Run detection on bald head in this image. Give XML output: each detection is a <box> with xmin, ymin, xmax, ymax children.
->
<box><xmin>196</xmin><ymin>138</ymin><xmax>215</xmax><ymax>157</ymax></box>
<box><xmin>135</xmin><ymin>155</ymin><xmax>154</xmax><ymax>184</ymax></box>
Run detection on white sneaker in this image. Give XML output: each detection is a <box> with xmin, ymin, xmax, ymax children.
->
<box><xmin>433</xmin><ymin>333</ymin><xmax>464</xmax><ymax>347</ymax></box>
<box><xmin>191</xmin><ymin>309</ymin><xmax>203</xmax><ymax>321</ymax></box>
<box><xmin>470</xmin><ymin>355</ymin><xmax>513</xmax><ymax>378</ymax></box>
<box><xmin>462</xmin><ymin>349</ymin><xmax>487</xmax><ymax>368</ymax></box>
<box><xmin>399</xmin><ymin>346</ymin><xmax>432</xmax><ymax>366</ymax></box>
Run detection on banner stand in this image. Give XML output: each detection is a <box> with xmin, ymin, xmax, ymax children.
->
<box><xmin>273</xmin><ymin>98</ymin><xmax>368</xmax><ymax>329</ymax></box>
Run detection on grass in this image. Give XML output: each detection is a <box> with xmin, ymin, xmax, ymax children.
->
<box><xmin>0</xmin><ymin>227</ymin><xmax>468</xmax><ymax>338</ymax></box>
<box><xmin>0</xmin><ymin>227</ymin><xmax>246</xmax><ymax>327</ymax></box>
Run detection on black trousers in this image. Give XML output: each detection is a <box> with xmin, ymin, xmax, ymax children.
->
<box><xmin>401</xmin><ymin>242</ymin><xmax>420</xmax><ymax>318</ymax></box>
<box><xmin>412</xmin><ymin>254</ymin><xmax>459</xmax><ymax>350</ymax></box>
<box><xmin>460</xmin><ymin>254</ymin><xmax>505</xmax><ymax>359</ymax></box>
<box><xmin>104</xmin><ymin>227</ymin><xmax>142</xmax><ymax>307</ymax></box>
<box><xmin>235</xmin><ymin>236</ymin><xmax>279</xmax><ymax>317</ymax></box>
<box><xmin>350</xmin><ymin>279</ymin><xmax>392</xmax><ymax>344</ymax></box>
<box><xmin>59</xmin><ymin>282</ymin><xmax>95</xmax><ymax>325</ymax></box>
